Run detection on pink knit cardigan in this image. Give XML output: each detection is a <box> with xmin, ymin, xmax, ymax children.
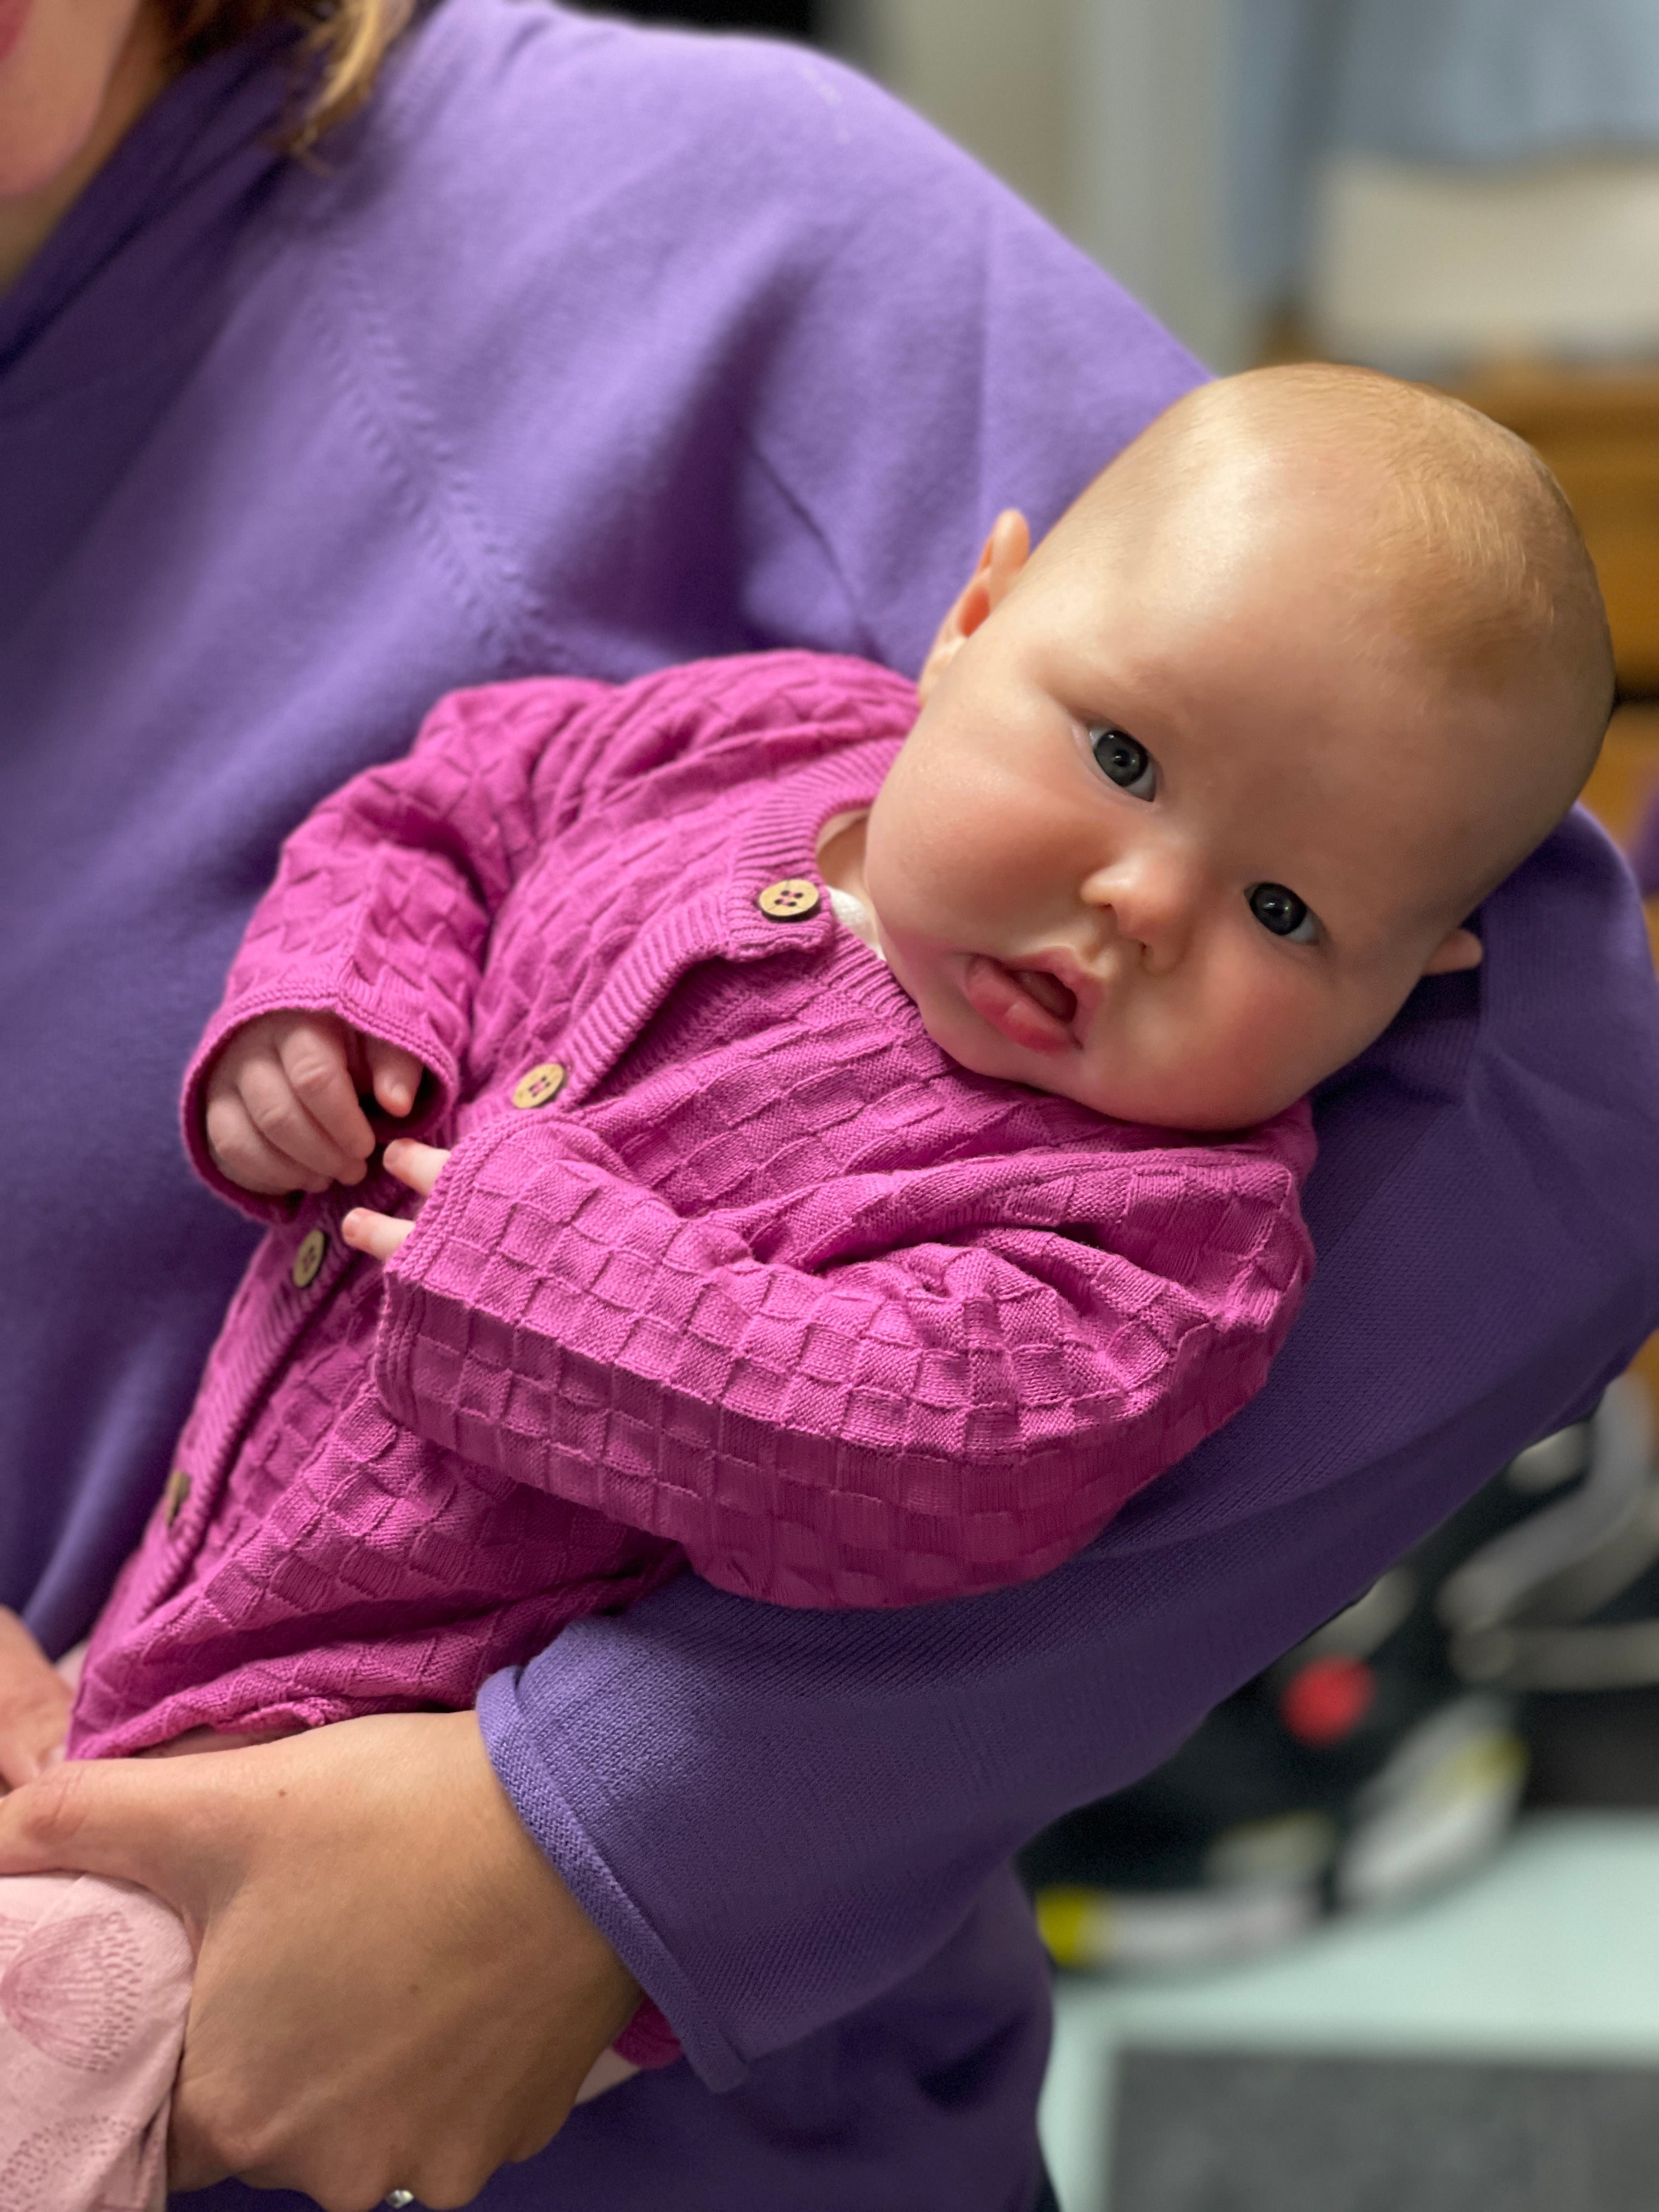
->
<box><xmin>71</xmin><ymin>653</ymin><xmax>1314</xmax><ymax>1762</ymax></box>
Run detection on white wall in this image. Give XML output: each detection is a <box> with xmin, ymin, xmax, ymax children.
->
<box><xmin>834</xmin><ymin>0</ymin><xmax>1253</xmax><ymax>370</ymax></box>
<box><xmin>1062</xmin><ymin>0</ymin><xmax>1248</xmax><ymax>370</ymax></box>
<box><xmin>828</xmin><ymin>0</ymin><xmax>1071</xmax><ymax>230</ymax></box>
<box><xmin>1310</xmin><ymin>156</ymin><xmax>1659</xmax><ymax>371</ymax></box>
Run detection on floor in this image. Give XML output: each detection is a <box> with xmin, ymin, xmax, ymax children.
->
<box><xmin>1039</xmin><ymin>1814</ymin><xmax>1659</xmax><ymax>2209</ymax></box>
<box><xmin>1036</xmin><ymin>723</ymin><xmax>1659</xmax><ymax>2210</ymax></box>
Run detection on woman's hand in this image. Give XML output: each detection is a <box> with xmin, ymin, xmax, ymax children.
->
<box><xmin>0</xmin><ymin>1710</ymin><xmax>640</xmax><ymax>2212</ymax></box>
<box><xmin>343</xmin><ymin>1136</ymin><xmax>451</xmax><ymax>1259</ymax></box>
<box><xmin>0</xmin><ymin>1609</ymin><xmax>72</xmax><ymax>1788</ymax></box>
<box><xmin>205</xmin><ymin>1011</ymin><xmax>427</xmax><ymax>1195</ymax></box>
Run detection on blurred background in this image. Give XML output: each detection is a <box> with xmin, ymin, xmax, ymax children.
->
<box><xmin>586</xmin><ymin>4</ymin><xmax>1659</xmax><ymax>2204</ymax></box>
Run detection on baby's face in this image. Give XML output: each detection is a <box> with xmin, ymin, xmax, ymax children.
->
<box><xmin>862</xmin><ymin>511</ymin><xmax>1495</xmax><ymax>1132</ymax></box>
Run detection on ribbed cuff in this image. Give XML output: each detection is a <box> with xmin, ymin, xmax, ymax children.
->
<box><xmin>476</xmin><ymin>1665</ymin><xmax>747</xmax><ymax>2092</ymax></box>
<box><xmin>179</xmin><ymin>977</ymin><xmax>460</xmax><ymax>1221</ymax></box>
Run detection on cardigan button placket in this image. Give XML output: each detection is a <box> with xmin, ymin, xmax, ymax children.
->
<box><xmin>291</xmin><ymin>1227</ymin><xmax>328</xmax><ymax>1290</ymax></box>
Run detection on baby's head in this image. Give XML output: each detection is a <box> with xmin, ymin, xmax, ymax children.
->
<box><xmin>859</xmin><ymin>364</ymin><xmax>1613</xmax><ymax>1131</ymax></box>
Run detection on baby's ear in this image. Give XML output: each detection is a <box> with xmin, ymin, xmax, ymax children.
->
<box><xmin>1421</xmin><ymin>925</ymin><xmax>1483</xmax><ymax>976</ymax></box>
<box><xmin>917</xmin><ymin>509</ymin><xmax>1031</xmax><ymax>701</ymax></box>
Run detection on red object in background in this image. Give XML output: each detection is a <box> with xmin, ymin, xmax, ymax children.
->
<box><xmin>1280</xmin><ymin>1655</ymin><xmax>1376</xmax><ymax>1746</ymax></box>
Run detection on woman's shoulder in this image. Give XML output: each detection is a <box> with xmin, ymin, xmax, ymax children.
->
<box><xmin>357</xmin><ymin>0</ymin><xmax>983</xmax><ymax>228</ymax></box>
<box><xmin>249</xmin><ymin>0</ymin><xmax>1198</xmax><ymax>675</ymax></box>
<box><xmin>305</xmin><ymin>0</ymin><xmax>1102</xmax><ymax>369</ymax></box>
<box><xmin>309</xmin><ymin>0</ymin><xmax>1148</xmax><ymax>354</ymax></box>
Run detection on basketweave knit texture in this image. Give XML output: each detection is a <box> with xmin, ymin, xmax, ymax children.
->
<box><xmin>70</xmin><ymin>651</ymin><xmax>1314</xmax><ymax>1762</ymax></box>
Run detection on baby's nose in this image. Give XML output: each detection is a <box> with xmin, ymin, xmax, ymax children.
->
<box><xmin>1080</xmin><ymin>850</ymin><xmax>1200</xmax><ymax>967</ymax></box>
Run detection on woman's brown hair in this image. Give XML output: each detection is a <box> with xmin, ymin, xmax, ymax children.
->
<box><xmin>156</xmin><ymin>0</ymin><xmax>417</xmax><ymax>151</ymax></box>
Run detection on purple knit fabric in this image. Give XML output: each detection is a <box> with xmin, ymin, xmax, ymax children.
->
<box><xmin>3</xmin><ymin>4</ymin><xmax>1658</xmax><ymax>2207</ymax></box>
<box><xmin>70</xmin><ymin>652</ymin><xmax>1311</xmax><ymax>1759</ymax></box>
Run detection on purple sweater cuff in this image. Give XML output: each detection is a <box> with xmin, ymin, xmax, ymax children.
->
<box><xmin>477</xmin><ymin>1667</ymin><xmax>743</xmax><ymax>2090</ymax></box>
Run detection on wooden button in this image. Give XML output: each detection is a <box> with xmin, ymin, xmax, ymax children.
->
<box><xmin>512</xmin><ymin>1061</ymin><xmax>567</xmax><ymax>1110</ymax></box>
<box><xmin>162</xmin><ymin>1468</ymin><xmax>191</xmax><ymax>1527</ymax></box>
<box><xmin>291</xmin><ymin>1226</ymin><xmax>328</xmax><ymax>1289</ymax></box>
<box><xmin>757</xmin><ymin>878</ymin><xmax>820</xmax><ymax>922</ymax></box>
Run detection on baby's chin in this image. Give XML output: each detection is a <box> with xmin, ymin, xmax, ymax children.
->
<box><xmin>1063</xmin><ymin>1071</ymin><xmax>1300</xmax><ymax>1135</ymax></box>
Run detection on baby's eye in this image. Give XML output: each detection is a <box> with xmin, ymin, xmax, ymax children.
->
<box><xmin>1248</xmin><ymin>883</ymin><xmax>1318</xmax><ymax>943</ymax></box>
<box><xmin>1090</xmin><ymin>724</ymin><xmax>1156</xmax><ymax>799</ymax></box>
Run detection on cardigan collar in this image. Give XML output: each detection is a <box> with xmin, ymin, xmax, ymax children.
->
<box><xmin>557</xmin><ymin>736</ymin><xmax>904</xmax><ymax>1105</ymax></box>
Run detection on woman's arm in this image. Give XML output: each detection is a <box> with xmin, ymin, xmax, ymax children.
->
<box><xmin>0</xmin><ymin>1610</ymin><xmax>72</xmax><ymax>1788</ymax></box>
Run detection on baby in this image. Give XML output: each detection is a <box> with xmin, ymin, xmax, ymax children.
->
<box><xmin>0</xmin><ymin>365</ymin><xmax>1610</xmax><ymax>2211</ymax></box>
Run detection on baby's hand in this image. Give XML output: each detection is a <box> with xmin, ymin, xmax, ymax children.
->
<box><xmin>0</xmin><ymin>1609</ymin><xmax>73</xmax><ymax>1791</ymax></box>
<box><xmin>342</xmin><ymin>1138</ymin><xmax>451</xmax><ymax>1261</ymax></box>
<box><xmin>205</xmin><ymin>1012</ymin><xmax>427</xmax><ymax>1196</ymax></box>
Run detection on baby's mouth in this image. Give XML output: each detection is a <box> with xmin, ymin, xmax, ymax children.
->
<box><xmin>961</xmin><ymin>956</ymin><xmax>1079</xmax><ymax>1052</ymax></box>
<box><xmin>1014</xmin><ymin>967</ymin><xmax>1079</xmax><ymax>1022</ymax></box>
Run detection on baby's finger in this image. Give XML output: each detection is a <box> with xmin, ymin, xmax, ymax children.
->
<box><xmin>205</xmin><ymin>1092</ymin><xmax>331</xmax><ymax>1196</ymax></box>
<box><xmin>364</xmin><ymin>1037</ymin><xmax>425</xmax><ymax>1119</ymax></box>
<box><xmin>383</xmin><ymin>1139</ymin><xmax>452</xmax><ymax>1198</ymax></box>
<box><xmin>276</xmin><ymin>1024</ymin><xmax>376</xmax><ymax>1175</ymax></box>
<box><xmin>236</xmin><ymin>1060</ymin><xmax>361</xmax><ymax>1188</ymax></box>
<box><xmin>341</xmin><ymin>1207</ymin><xmax>416</xmax><ymax>1262</ymax></box>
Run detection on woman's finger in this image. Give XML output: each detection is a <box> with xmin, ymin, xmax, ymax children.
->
<box><xmin>0</xmin><ymin>1748</ymin><xmax>236</xmax><ymax>1910</ymax></box>
<box><xmin>0</xmin><ymin>1611</ymin><xmax>74</xmax><ymax>1788</ymax></box>
<box><xmin>383</xmin><ymin>1138</ymin><xmax>451</xmax><ymax>1197</ymax></box>
<box><xmin>364</xmin><ymin>1036</ymin><xmax>425</xmax><ymax>1118</ymax></box>
<box><xmin>341</xmin><ymin>1207</ymin><xmax>415</xmax><ymax>1262</ymax></box>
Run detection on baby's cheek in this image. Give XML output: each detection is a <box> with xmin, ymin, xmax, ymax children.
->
<box><xmin>1209</xmin><ymin>963</ymin><xmax>1370</xmax><ymax>1120</ymax></box>
<box><xmin>1131</xmin><ymin>970</ymin><xmax>1322</xmax><ymax>1130</ymax></box>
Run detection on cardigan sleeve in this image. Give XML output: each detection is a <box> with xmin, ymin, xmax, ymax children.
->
<box><xmin>371</xmin><ymin>1108</ymin><xmax>1314</xmax><ymax>1606</ymax></box>
<box><xmin>178</xmin><ymin>680</ymin><xmax>610</xmax><ymax>1221</ymax></box>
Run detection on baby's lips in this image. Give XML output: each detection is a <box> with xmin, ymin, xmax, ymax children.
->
<box><xmin>961</xmin><ymin>955</ymin><xmax>1077</xmax><ymax>1053</ymax></box>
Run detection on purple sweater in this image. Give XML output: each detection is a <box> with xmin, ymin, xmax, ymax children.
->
<box><xmin>4</xmin><ymin>5</ymin><xmax>1659</xmax><ymax>2208</ymax></box>
<box><xmin>74</xmin><ymin>652</ymin><xmax>1311</xmax><ymax>1762</ymax></box>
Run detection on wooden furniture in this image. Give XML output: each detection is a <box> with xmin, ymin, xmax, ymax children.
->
<box><xmin>1454</xmin><ymin>365</ymin><xmax>1659</xmax><ymax>696</ymax></box>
